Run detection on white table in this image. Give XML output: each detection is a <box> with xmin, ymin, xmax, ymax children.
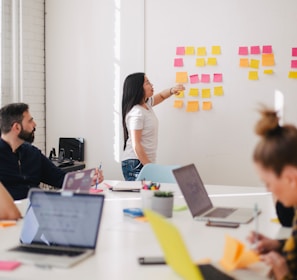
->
<box><xmin>0</xmin><ymin>182</ymin><xmax>291</xmax><ymax>279</ymax></box>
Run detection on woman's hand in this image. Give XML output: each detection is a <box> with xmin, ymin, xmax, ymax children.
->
<box><xmin>247</xmin><ymin>231</ymin><xmax>281</xmax><ymax>253</ymax></box>
<box><xmin>171</xmin><ymin>84</ymin><xmax>185</xmax><ymax>95</ymax></box>
<box><xmin>92</xmin><ymin>167</ymin><xmax>104</xmax><ymax>186</ymax></box>
<box><xmin>260</xmin><ymin>252</ymin><xmax>289</xmax><ymax>280</ymax></box>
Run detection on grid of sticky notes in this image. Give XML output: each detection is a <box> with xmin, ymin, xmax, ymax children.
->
<box><xmin>174</xmin><ymin>45</ymin><xmax>223</xmax><ymax>112</ymax></box>
<box><xmin>238</xmin><ymin>45</ymin><xmax>275</xmax><ymax>80</ymax></box>
<box><xmin>288</xmin><ymin>47</ymin><xmax>297</xmax><ymax>79</ymax></box>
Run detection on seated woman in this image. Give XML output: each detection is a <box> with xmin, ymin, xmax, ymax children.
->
<box><xmin>0</xmin><ymin>182</ymin><xmax>21</xmax><ymax>220</ymax></box>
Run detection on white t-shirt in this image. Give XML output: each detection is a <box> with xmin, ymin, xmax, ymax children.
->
<box><xmin>122</xmin><ymin>97</ymin><xmax>158</xmax><ymax>163</ymax></box>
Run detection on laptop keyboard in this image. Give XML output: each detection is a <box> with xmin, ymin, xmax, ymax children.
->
<box><xmin>10</xmin><ymin>246</ymin><xmax>84</xmax><ymax>257</ymax></box>
<box><xmin>204</xmin><ymin>207</ymin><xmax>236</xmax><ymax>218</ymax></box>
<box><xmin>198</xmin><ymin>264</ymin><xmax>235</xmax><ymax>280</ymax></box>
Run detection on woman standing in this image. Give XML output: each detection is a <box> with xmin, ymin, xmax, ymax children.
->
<box><xmin>248</xmin><ymin>108</ymin><xmax>297</xmax><ymax>279</ymax></box>
<box><xmin>121</xmin><ymin>73</ymin><xmax>184</xmax><ymax>181</ymax></box>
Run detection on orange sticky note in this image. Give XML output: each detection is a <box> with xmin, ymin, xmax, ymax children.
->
<box><xmin>239</xmin><ymin>58</ymin><xmax>249</xmax><ymax>67</ymax></box>
<box><xmin>186</xmin><ymin>101</ymin><xmax>199</xmax><ymax>112</ymax></box>
<box><xmin>203</xmin><ymin>102</ymin><xmax>212</xmax><ymax>110</ymax></box>
<box><xmin>262</xmin><ymin>53</ymin><xmax>275</xmax><ymax>66</ymax></box>
<box><xmin>173</xmin><ymin>100</ymin><xmax>183</xmax><ymax>108</ymax></box>
<box><xmin>176</xmin><ymin>72</ymin><xmax>188</xmax><ymax>83</ymax></box>
<box><xmin>0</xmin><ymin>221</ymin><xmax>17</xmax><ymax>227</ymax></box>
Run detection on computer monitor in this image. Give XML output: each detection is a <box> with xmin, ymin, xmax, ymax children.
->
<box><xmin>58</xmin><ymin>137</ymin><xmax>84</xmax><ymax>161</ymax></box>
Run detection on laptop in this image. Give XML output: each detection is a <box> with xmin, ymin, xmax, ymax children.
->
<box><xmin>172</xmin><ymin>164</ymin><xmax>260</xmax><ymax>224</ymax></box>
<box><xmin>145</xmin><ymin>209</ymin><xmax>235</xmax><ymax>280</ymax></box>
<box><xmin>62</xmin><ymin>168</ymin><xmax>95</xmax><ymax>192</ymax></box>
<box><xmin>1</xmin><ymin>189</ymin><xmax>105</xmax><ymax>268</ymax></box>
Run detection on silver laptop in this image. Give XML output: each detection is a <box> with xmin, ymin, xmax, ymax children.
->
<box><xmin>172</xmin><ymin>164</ymin><xmax>260</xmax><ymax>224</ymax></box>
<box><xmin>62</xmin><ymin>168</ymin><xmax>95</xmax><ymax>192</ymax></box>
<box><xmin>2</xmin><ymin>189</ymin><xmax>104</xmax><ymax>268</ymax></box>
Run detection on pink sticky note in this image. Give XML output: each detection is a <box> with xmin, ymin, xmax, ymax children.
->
<box><xmin>292</xmin><ymin>48</ymin><xmax>297</xmax><ymax>57</ymax></box>
<box><xmin>201</xmin><ymin>74</ymin><xmax>210</xmax><ymax>83</ymax></box>
<box><xmin>190</xmin><ymin>74</ymin><xmax>199</xmax><ymax>84</ymax></box>
<box><xmin>262</xmin><ymin>45</ymin><xmax>272</xmax><ymax>54</ymax></box>
<box><xmin>291</xmin><ymin>60</ymin><xmax>297</xmax><ymax>68</ymax></box>
<box><xmin>213</xmin><ymin>73</ymin><xmax>223</xmax><ymax>83</ymax></box>
<box><xmin>176</xmin><ymin>46</ymin><xmax>185</xmax><ymax>55</ymax></box>
<box><xmin>0</xmin><ymin>261</ymin><xmax>21</xmax><ymax>271</ymax></box>
<box><xmin>250</xmin><ymin>46</ymin><xmax>260</xmax><ymax>55</ymax></box>
<box><xmin>238</xmin><ymin>46</ymin><xmax>248</xmax><ymax>55</ymax></box>
<box><xmin>174</xmin><ymin>58</ymin><xmax>183</xmax><ymax>67</ymax></box>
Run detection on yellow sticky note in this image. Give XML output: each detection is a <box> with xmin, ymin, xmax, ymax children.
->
<box><xmin>173</xmin><ymin>100</ymin><xmax>183</xmax><ymax>108</ymax></box>
<box><xmin>196</xmin><ymin>58</ymin><xmax>205</xmax><ymax>67</ymax></box>
<box><xmin>197</xmin><ymin>47</ymin><xmax>207</xmax><ymax>56</ymax></box>
<box><xmin>175</xmin><ymin>90</ymin><xmax>184</xmax><ymax>98</ymax></box>
<box><xmin>176</xmin><ymin>72</ymin><xmax>188</xmax><ymax>83</ymax></box>
<box><xmin>207</xmin><ymin>57</ymin><xmax>217</xmax><ymax>66</ymax></box>
<box><xmin>189</xmin><ymin>88</ymin><xmax>199</xmax><ymax>97</ymax></box>
<box><xmin>185</xmin><ymin>46</ymin><xmax>195</xmax><ymax>55</ymax></box>
<box><xmin>201</xmin><ymin>88</ymin><xmax>211</xmax><ymax>98</ymax></box>
<box><xmin>264</xmin><ymin>69</ymin><xmax>274</xmax><ymax>74</ymax></box>
<box><xmin>214</xmin><ymin>86</ymin><xmax>224</xmax><ymax>96</ymax></box>
<box><xmin>262</xmin><ymin>53</ymin><xmax>275</xmax><ymax>66</ymax></box>
<box><xmin>288</xmin><ymin>71</ymin><xmax>297</xmax><ymax>79</ymax></box>
<box><xmin>250</xmin><ymin>59</ymin><xmax>260</xmax><ymax>69</ymax></box>
<box><xmin>248</xmin><ymin>71</ymin><xmax>258</xmax><ymax>80</ymax></box>
<box><xmin>186</xmin><ymin>101</ymin><xmax>199</xmax><ymax>112</ymax></box>
<box><xmin>203</xmin><ymin>101</ymin><xmax>212</xmax><ymax>110</ymax></box>
<box><xmin>239</xmin><ymin>58</ymin><xmax>249</xmax><ymax>67</ymax></box>
<box><xmin>220</xmin><ymin>235</ymin><xmax>259</xmax><ymax>271</ymax></box>
<box><xmin>211</xmin><ymin>45</ymin><xmax>221</xmax><ymax>55</ymax></box>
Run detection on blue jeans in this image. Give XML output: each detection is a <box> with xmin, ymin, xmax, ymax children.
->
<box><xmin>121</xmin><ymin>159</ymin><xmax>143</xmax><ymax>181</ymax></box>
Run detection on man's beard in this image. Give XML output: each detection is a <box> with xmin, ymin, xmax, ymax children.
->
<box><xmin>18</xmin><ymin>127</ymin><xmax>35</xmax><ymax>143</ymax></box>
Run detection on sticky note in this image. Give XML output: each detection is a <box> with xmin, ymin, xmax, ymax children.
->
<box><xmin>211</xmin><ymin>45</ymin><xmax>221</xmax><ymax>55</ymax></box>
<box><xmin>173</xmin><ymin>100</ymin><xmax>184</xmax><ymax>108</ymax></box>
<box><xmin>203</xmin><ymin>102</ymin><xmax>212</xmax><ymax>110</ymax></box>
<box><xmin>189</xmin><ymin>88</ymin><xmax>199</xmax><ymax>97</ymax></box>
<box><xmin>250</xmin><ymin>46</ymin><xmax>260</xmax><ymax>55</ymax></box>
<box><xmin>196</xmin><ymin>58</ymin><xmax>205</xmax><ymax>67</ymax></box>
<box><xmin>201</xmin><ymin>74</ymin><xmax>210</xmax><ymax>83</ymax></box>
<box><xmin>175</xmin><ymin>90</ymin><xmax>185</xmax><ymax>98</ymax></box>
<box><xmin>262</xmin><ymin>53</ymin><xmax>275</xmax><ymax>66</ymax></box>
<box><xmin>248</xmin><ymin>71</ymin><xmax>259</xmax><ymax>80</ymax></box>
<box><xmin>288</xmin><ymin>71</ymin><xmax>297</xmax><ymax>79</ymax></box>
<box><xmin>250</xmin><ymin>59</ymin><xmax>260</xmax><ymax>69</ymax></box>
<box><xmin>214</xmin><ymin>86</ymin><xmax>224</xmax><ymax>96</ymax></box>
<box><xmin>174</xmin><ymin>58</ymin><xmax>184</xmax><ymax>67</ymax></box>
<box><xmin>207</xmin><ymin>57</ymin><xmax>217</xmax><ymax>66</ymax></box>
<box><xmin>201</xmin><ymin>88</ymin><xmax>211</xmax><ymax>98</ymax></box>
<box><xmin>185</xmin><ymin>46</ymin><xmax>195</xmax><ymax>55</ymax></box>
<box><xmin>264</xmin><ymin>69</ymin><xmax>274</xmax><ymax>74</ymax></box>
<box><xmin>239</xmin><ymin>58</ymin><xmax>249</xmax><ymax>67</ymax></box>
<box><xmin>262</xmin><ymin>45</ymin><xmax>272</xmax><ymax>54</ymax></box>
<box><xmin>238</xmin><ymin>46</ymin><xmax>248</xmax><ymax>55</ymax></box>
<box><xmin>292</xmin><ymin>47</ymin><xmax>297</xmax><ymax>57</ymax></box>
<box><xmin>176</xmin><ymin>46</ymin><xmax>185</xmax><ymax>55</ymax></box>
<box><xmin>186</xmin><ymin>101</ymin><xmax>199</xmax><ymax>112</ymax></box>
<box><xmin>197</xmin><ymin>47</ymin><xmax>207</xmax><ymax>56</ymax></box>
<box><xmin>190</xmin><ymin>74</ymin><xmax>199</xmax><ymax>84</ymax></box>
<box><xmin>213</xmin><ymin>73</ymin><xmax>223</xmax><ymax>83</ymax></box>
<box><xmin>175</xmin><ymin>72</ymin><xmax>188</xmax><ymax>83</ymax></box>
<box><xmin>0</xmin><ymin>221</ymin><xmax>17</xmax><ymax>227</ymax></box>
<box><xmin>291</xmin><ymin>60</ymin><xmax>297</xmax><ymax>68</ymax></box>
<box><xmin>0</xmin><ymin>261</ymin><xmax>21</xmax><ymax>270</ymax></box>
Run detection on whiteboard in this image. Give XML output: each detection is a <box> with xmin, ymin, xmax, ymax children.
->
<box><xmin>144</xmin><ymin>0</ymin><xmax>297</xmax><ymax>186</ymax></box>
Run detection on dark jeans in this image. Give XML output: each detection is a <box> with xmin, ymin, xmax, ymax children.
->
<box><xmin>121</xmin><ymin>159</ymin><xmax>143</xmax><ymax>181</ymax></box>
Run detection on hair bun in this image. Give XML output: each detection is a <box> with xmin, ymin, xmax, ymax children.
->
<box><xmin>255</xmin><ymin>108</ymin><xmax>280</xmax><ymax>136</ymax></box>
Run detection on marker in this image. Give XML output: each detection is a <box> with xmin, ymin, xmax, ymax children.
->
<box><xmin>95</xmin><ymin>162</ymin><xmax>102</xmax><ymax>190</ymax></box>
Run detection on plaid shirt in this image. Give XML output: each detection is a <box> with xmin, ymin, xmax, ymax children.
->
<box><xmin>282</xmin><ymin>208</ymin><xmax>297</xmax><ymax>280</ymax></box>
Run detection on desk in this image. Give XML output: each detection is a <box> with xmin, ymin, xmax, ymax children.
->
<box><xmin>0</xmin><ymin>183</ymin><xmax>291</xmax><ymax>280</ymax></box>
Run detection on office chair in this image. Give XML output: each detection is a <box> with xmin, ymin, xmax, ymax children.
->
<box><xmin>136</xmin><ymin>163</ymin><xmax>180</xmax><ymax>183</ymax></box>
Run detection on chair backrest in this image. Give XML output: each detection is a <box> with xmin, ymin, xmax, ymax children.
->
<box><xmin>136</xmin><ymin>163</ymin><xmax>180</xmax><ymax>183</ymax></box>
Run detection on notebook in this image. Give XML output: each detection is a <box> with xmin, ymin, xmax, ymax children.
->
<box><xmin>172</xmin><ymin>164</ymin><xmax>260</xmax><ymax>224</ymax></box>
<box><xmin>2</xmin><ymin>189</ymin><xmax>105</xmax><ymax>268</ymax></box>
<box><xmin>110</xmin><ymin>181</ymin><xmax>142</xmax><ymax>192</ymax></box>
<box><xmin>145</xmin><ymin>209</ymin><xmax>235</xmax><ymax>280</ymax></box>
<box><xmin>62</xmin><ymin>168</ymin><xmax>95</xmax><ymax>192</ymax></box>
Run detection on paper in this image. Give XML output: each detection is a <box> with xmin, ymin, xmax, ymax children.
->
<box><xmin>264</xmin><ymin>69</ymin><xmax>274</xmax><ymax>74</ymax></box>
<box><xmin>250</xmin><ymin>59</ymin><xmax>260</xmax><ymax>69</ymax></box>
<box><xmin>202</xmin><ymin>88</ymin><xmax>211</xmax><ymax>98</ymax></box>
<box><xmin>185</xmin><ymin>46</ymin><xmax>195</xmax><ymax>55</ymax></box>
<box><xmin>196</xmin><ymin>58</ymin><xmax>205</xmax><ymax>67</ymax></box>
<box><xmin>262</xmin><ymin>45</ymin><xmax>272</xmax><ymax>54</ymax></box>
<box><xmin>174</xmin><ymin>58</ymin><xmax>183</xmax><ymax>67</ymax></box>
<box><xmin>250</xmin><ymin>46</ymin><xmax>260</xmax><ymax>55</ymax></box>
<box><xmin>238</xmin><ymin>46</ymin><xmax>248</xmax><ymax>55</ymax></box>
<box><xmin>213</xmin><ymin>73</ymin><xmax>223</xmax><ymax>83</ymax></box>
<box><xmin>0</xmin><ymin>220</ymin><xmax>17</xmax><ymax>227</ymax></box>
<box><xmin>291</xmin><ymin>60</ymin><xmax>297</xmax><ymax>68</ymax></box>
<box><xmin>211</xmin><ymin>45</ymin><xmax>221</xmax><ymax>55</ymax></box>
<box><xmin>203</xmin><ymin>102</ymin><xmax>212</xmax><ymax>110</ymax></box>
<box><xmin>201</xmin><ymin>74</ymin><xmax>210</xmax><ymax>83</ymax></box>
<box><xmin>262</xmin><ymin>54</ymin><xmax>275</xmax><ymax>66</ymax></box>
<box><xmin>288</xmin><ymin>71</ymin><xmax>297</xmax><ymax>79</ymax></box>
<box><xmin>292</xmin><ymin>47</ymin><xmax>297</xmax><ymax>57</ymax></box>
<box><xmin>0</xmin><ymin>261</ymin><xmax>21</xmax><ymax>271</ymax></box>
<box><xmin>239</xmin><ymin>58</ymin><xmax>249</xmax><ymax>67</ymax></box>
<box><xmin>186</xmin><ymin>101</ymin><xmax>199</xmax><ymax>112</ymax></box>
<box><xmin>248</xmin><ymin>71</ymin><xmax>258</xmax><ymax>80</ymax></box>
<box><xmin>189</xmin><ymin>88</ymin><xmax>199</xmax><ymax>97</ymax></box>
<box><xmin>175</xmin><ymin>91</ymin><xmax>184</xmax><ymax>98</ymax></box>
<box><xmin>220</xmin><ymin>235</ymin><xmax>259</xmax><ymax>271</ymax></box>
<box><xmin>207</xmin><ymin>57</ymin><xmax>217</xmax><ymax>66</ymax></box>
<box><xmin>176</xmin><ymin>72</ymin><xmax>188</xmax><ymax>83</ymax></box>
<box><xmin>190</xmin><ymin>74</ymin><xmax>199</xmax><ymax>84</ymax></box>
<box><xmin>173</xmin><ymin>100</ymin><xmax>184</xmax><ymax>108</ymax></box>
<box><xmin>214</xmin><ymin>86</ymin><xmax>224</xmax><ymax>96</ymax></box>
<box><xmin>197</xmin><ymin>47</ymin><xmax>207</xmax><ymax>56</ymax></box>
<box><xmin>176</xmin><ymin>46</ymin><xmax>185</xmax><ymax>55</ymax></box>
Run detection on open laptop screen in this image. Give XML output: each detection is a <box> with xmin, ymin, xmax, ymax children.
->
<box><xmin>20</xmin><ymin>190</ymin><xmax>104</xmax><ymax>249</ymax></box>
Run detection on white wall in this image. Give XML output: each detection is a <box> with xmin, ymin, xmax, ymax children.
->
<box><xmin>46</xmin><ymin>0</ymin><xmax>297</xmax><ymax>186</ymax></box>
<box><xmin>45</xmin><ymin>0</ymin><xmax>144</xmax><ymax>180</ymax></box>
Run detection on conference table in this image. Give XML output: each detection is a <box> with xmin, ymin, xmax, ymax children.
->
<box><xmin>0</xmin><ymin>181</ymin><xmax>291</xmax><ymax>280</ymax></box>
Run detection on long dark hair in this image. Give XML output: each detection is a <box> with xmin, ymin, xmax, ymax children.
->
<box><xmin>122</xmin><ymin>72</ymin><xmax>145</xmax><ymax>150</ymax></box>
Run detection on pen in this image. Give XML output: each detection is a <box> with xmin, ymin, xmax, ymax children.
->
<box><xmin>254</xmin><ymin>203</ymin><xmax>259</xmax><ymax>247</ymax></box>
<box><xmin>95</xmin><ymin>162</ymin><xmax>102</xmax><ymax>189</ymax></box>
